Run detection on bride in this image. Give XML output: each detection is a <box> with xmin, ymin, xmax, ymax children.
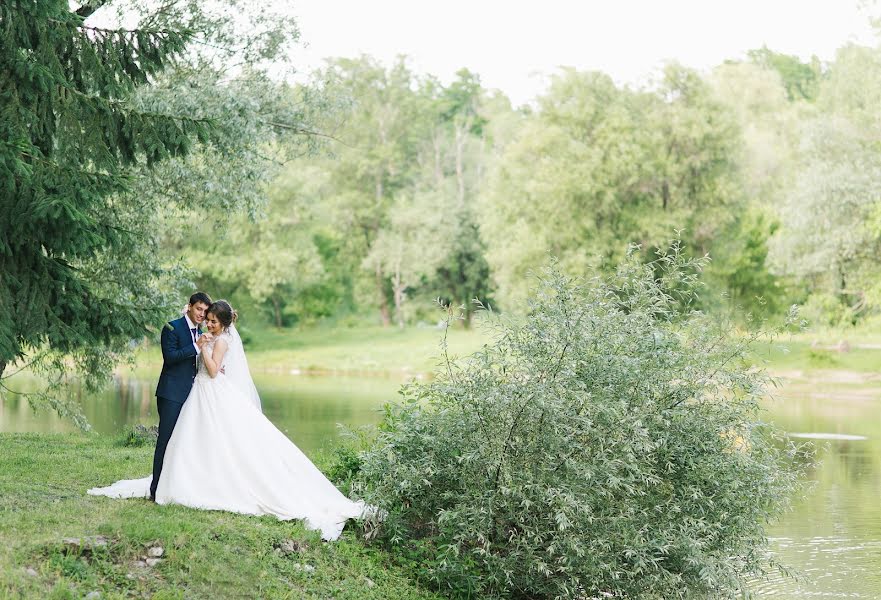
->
<box><xmin>89</xmin><ymin>300</ymin><xmax>365</xmax><ymax>541</ymax></box>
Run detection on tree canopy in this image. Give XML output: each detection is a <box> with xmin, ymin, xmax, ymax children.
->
<box><xmin>0</xmin><ymin>1</ymin><xmax>208</xmax><ymax>410</ymax></box>
<box><xmin>0</xmin><ymin>0</ymin><xmax>322</xmax><ymax>421</ymax></box>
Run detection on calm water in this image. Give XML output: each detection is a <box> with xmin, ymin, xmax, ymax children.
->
<box><xmin>0</xmin><ymin>374</ymin><xmax>400</xmax><ymax>454</ymax></box>
<box><xmin>1</xmin><ymin>373</ymin><xmax>880</xmax><ymax>597</ymax></box>
<box><xmin>750</xmin><ymin>378</ymin><xmax>881</xmax><ymax>598</ymax></box>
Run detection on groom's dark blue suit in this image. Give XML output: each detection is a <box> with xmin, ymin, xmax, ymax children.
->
<box><xmin>150</xmin><ymin>316</ymin><xmax>199</xmax><ymax>500</ymax></box>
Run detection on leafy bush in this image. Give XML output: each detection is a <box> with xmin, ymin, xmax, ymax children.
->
<box><xmin>116</xmin><ymin>424</ymin><xmax>159</xmax><ymax>448</ymax></box>
<box><xmin>806</xmin><ymin>347</ymin><xmax>838</xmax><ymax>367</ymax></box>
<box><xmin>356</xmin><ymin>248</ymin><xmax>806</xmax><ymax>599</ymax></box>
<box><xmin>799</xmin><ymin>292</ymin><xmax>856</xmax><ymax>329</ymax></box>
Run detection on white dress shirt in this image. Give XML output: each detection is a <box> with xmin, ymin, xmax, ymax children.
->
<box><xmin>184</xmin><ymin>314</ymin><xmax>201</xmax><ymax>355</ymax></box>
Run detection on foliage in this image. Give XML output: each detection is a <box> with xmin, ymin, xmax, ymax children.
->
<box><xmin>768</xmin><ymin>45</ymin><xmax>881</xmax><ymax>325</ymax></box>
<box><xmin>0</xmin><ymin>0</ymin><xmax>338</xmax><ymax>424</ymax></box>
<box><xmin>432</xmin><ymin>221</ymin><xmax>494</xmax><ymax>327</ymax></box>
<box><xmin>114</xmin><ymin>0</ymin><xmax>338</xmax><ymax>222</ymax></box>
<box><xmin>709</xmin><ymin>61</ymin><xmax>798</xmax><ymax>205</ymax></box>
<box><xmin>355</xmin><ymin>252</ymin><xmax>806</xmax><ymax>599</ymax></box>
<box><xmin>478</xmin><ymin>65</ymin><xmax>743</xmax><ymax>309</ymax></box>
<box><xmin>247</xmin><ymin>60</ymin><xmax>496</xmax><ymax>328</ymax></box>
<box><xmin>0</xmin><ymin>0</ymin><xmax>208</xmax><ymax>414</ymax></box>
<box><xmin>798</xmin><ymin>293</ymin><xmax>856</xmax><ymax>329</ymax></box>
<box><xmin>189</xmin><ymin>164</ymin><xmax>329</xmax><ymax>328</ymax></box>
<box><xmin>747</xmin><ymin>47</ymin><xmax>822</xmax><ymax>102</ymax></box>
<box><xmin>768</xmin><ymin>115</ymin><xmax>881</xmax><ymax>318</ymax></box>
<box><xmin>701</xmin><ymin>208</ymin><xmax>789</xmax><ymax>321</ymax></box>
<box><xmin>116</xmin><ymin>424</ymin><xmax>159</xmax><ymax>448</ymax></box>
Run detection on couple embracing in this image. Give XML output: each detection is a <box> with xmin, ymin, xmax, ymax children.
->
<box><xmin>89</xmin><ymin>293</ymin><xmax>365</xmax><ymax>541</ymax></box>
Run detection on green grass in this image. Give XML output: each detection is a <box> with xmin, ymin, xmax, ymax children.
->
<box><xmin>0</xmin><ymin>433</ymin><xmax>440</xmax><ymax>600</ymax></box>
<box><xmin>125</xmin><ymin>319</ymin><xmax>881</xmax><ymax>379</ymax></box>
<box><xmin>748</xmin><ymin>332</ymin><xmax>881</xmax><ymax>373</ymax></box>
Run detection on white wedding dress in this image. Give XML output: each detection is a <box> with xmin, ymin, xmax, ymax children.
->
<box><xmin>88</xmin><ymin>326</ymin><xmax>366</xmax><ymax>541</ymax></box>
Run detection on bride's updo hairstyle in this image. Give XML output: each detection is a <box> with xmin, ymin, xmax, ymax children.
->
<box><xmin>207</xmin><ymin>300</ymin><xmax>237</xmax><ymax>330</ymax></box>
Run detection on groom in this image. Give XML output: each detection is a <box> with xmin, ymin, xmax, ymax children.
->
<box><xmin>150</xmin><ymin>292</ymin><xmax>212</xmax><ymax>501</ymax></box>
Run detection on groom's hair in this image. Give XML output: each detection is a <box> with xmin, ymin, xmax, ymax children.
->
<box><xmin>189</xmin><ymin>292</ymin><xmax>212</xmax><ymax>307</ymax></box>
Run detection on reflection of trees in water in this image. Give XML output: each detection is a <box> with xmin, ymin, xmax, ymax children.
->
<box><xmin>3</xmin><ymin>375</ymin><xmax>395</xmax><ymax>452</ymax></box>
<box><xmin>0</xmin><ymin>376</ymin><xmax>79</xmax><ymax>433</ymax></box>
<box><xmin>764</xmin><ymin>436</ymin><xmax>881</xmax><ymax>597</ymax></box>
<box><xmin>117</xmin><ymin>375</ymin><xmax>130</xmax><ymax>417</ymax></box>
<box><xmin>140</xmin><ymin>382</ymin><xmax>151</xmax><ymax>417</ymax></box>
<box><xmin>744</xmin><ymin>383</ymin><xmax>881</xmax><ymax>596</ymax></box>
<box><xmin>772</xmin><ymin>437</ymin><xmax>881</xmax><ymax>537</ymax></box>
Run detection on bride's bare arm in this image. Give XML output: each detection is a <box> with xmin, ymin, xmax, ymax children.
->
<box><xmin>202</xmin><ymin>338</ymin><xmax>228</xmax><ymax>378</ymax></box>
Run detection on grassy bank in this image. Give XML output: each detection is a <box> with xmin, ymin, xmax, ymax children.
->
<box><xmin>129</xmin><ymin>323</ymin><xmax>492</xmax><ymax>379</ymax></box>
<box><xmin>124</xmin><ymin>321</ymin><xmax>881</xmax><ymax>380</ymax></box>
<box><xmin>751</xmin><ymin>333</ymin><xmax>881</xmax><ymax>375</ymax></box>
<box><xmin>0</xmin><ymin>433</ymin><xmax>438</xmax><ymax>600</ymax></box>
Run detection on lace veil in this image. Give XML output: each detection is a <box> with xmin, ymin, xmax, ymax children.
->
<box><xmin>223</xmin><ymin>324</ymin><xmax>262</xmax><ymax>412</ymax></box>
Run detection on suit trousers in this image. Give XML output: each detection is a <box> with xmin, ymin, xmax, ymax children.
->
<box><xmin>150</xmin><ymin>396</ymin><xmax>186</xmax><ymax>499</ymax></box>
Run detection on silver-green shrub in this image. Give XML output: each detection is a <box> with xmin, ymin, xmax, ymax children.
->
<box><xmin>356</xmin><ymin>247</ymin><xmax>805</xmax><ymax>599</ymax></box>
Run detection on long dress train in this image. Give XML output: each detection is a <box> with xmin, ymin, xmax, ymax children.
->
<box><xmin>88</xmin><ymin>329</ymin><xmax>364</xmax><ymax>541</ymax></box>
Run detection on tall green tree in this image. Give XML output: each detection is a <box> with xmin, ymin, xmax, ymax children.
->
<box><xmin>316</xmin><ymin>56</ymin><xmax>429</xmax><ymax>326</ymax></box>
<box><xmin>479</xmin><ymin>66</ymin><xmax>743</xmax><ymax>309</ymax></box>
<box><xmin>769</xmin><ymin>116</ymin><xmax>881</xmax><ymax>315</ymax></box>
<box><xmin>189</xmin><ymin>164</ymin><xmax>330</xmax><ymax>328</ymax></box>
<box><xmin>769</xmin><ymin>45</ymin><xmax>881</xmax><ymax>320</ymax></box>
<box><xmin>747</xmin><ymin>46</ymin><xmax>823</xmax><ymax>102</ymax></box>
<box><xmin>364</xmin><ymin>189</ymin><xmax>457</xmax><ymax>327</ymax></box>
<box><xmin>425</xmin><ymin>70</ymin><xmax>495</xmax><ymax>325</ymax></box>
<box><xmin>0</xmin><ymin>1</ymin><xmax>208</xmax><ymax>420</ymax></box>
<box><xmin>110</xmin><ymin>0</ymin><xmax>327</xmax><ymax>219</ymax></box>
<box><xmin>710</xmin><ymin>61</ymin><xmax>798</xmax><ymax>207</ymax></box>
<box><xmin>703</xmin><ymin>61</ymin><xmax>803</xmax><ymax>318</ymax></box>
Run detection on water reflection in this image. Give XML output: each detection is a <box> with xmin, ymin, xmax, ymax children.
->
<box><xmin>0</xmin><ymin>374</ymin><xmax>400</xmax><ymax>454</ymax></box>
<box><xmin>754</xmin><ymin>380</ymin><xmax>881</xmax><ymax>598</ymax></box>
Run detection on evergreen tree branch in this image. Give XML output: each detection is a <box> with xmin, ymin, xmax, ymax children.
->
<box><xmin>261</xmin><ymin>121</ymin><xmax>352</xmax><ymax>146</ymax></box>
<box><xmin>74</xmin><ymin>0</ymin><xmax>109</xmax><ymax>19</ymax></box>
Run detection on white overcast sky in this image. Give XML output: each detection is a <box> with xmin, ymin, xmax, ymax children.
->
<box><xmin>286</xmin><ymin>0</ymin><xmax>878</xmax><ymax>105</ymax></box>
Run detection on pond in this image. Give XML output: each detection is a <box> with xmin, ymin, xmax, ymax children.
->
<box><xmin>0</xmin><ymin>373</ymin><xmax>400</xmax><ymax>454</ymax></box>
<box><xmin>1</xmin><ymin>371</ymin><xmax>879</xmax><ymax>598</ymax></box>
<box><xmin>748</xmin><ymin>375</ymin><xmax>881</xmax><ymax>598</ymax></box>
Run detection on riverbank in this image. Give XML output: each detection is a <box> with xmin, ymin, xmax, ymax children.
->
<box><xmin>128</xmin><ymin>323</ymin><xmax>492</xmax><ymax>379</ymax></box>
<box><xmin>124</xmin><ymin>322</ymin><xmax>881</xmax><ymax>380</ymax></box>
<box><xmin>0</xmin><ymin>433</ymin><xmax>439</xmax><ymax>599</ymax></box>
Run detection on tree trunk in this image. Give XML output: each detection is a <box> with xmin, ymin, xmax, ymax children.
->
<box><xmin>476</xmin><ymin>134</ymin><xmax>486</xmax><ymax>183</ymax></box>
<box><xmin>373</xmin><ymin>172</ymin><xmax>391</xmax><ymax>327</ymax></box>
<box><xmin>433</xmin><ymin>132</ymin><xmax>443</xmax><ymax>187</ymax></box>
<box><xmin>271</xmin><ymin>296</ymin><xmax>283</xmax><ymax>328</ymax></box>
<box><xmin>455</xmin><ymin>124</ymin><xmax>466</xmax><ymax>207</ymax></box>
<box><xmin>376</xmin><ymin>264</ymin><xmax>391</xmax><ymax>327</ymax></box>
<box><xmin>375</xmin><ymin>175</ymin><xmax>383</xmax><ymax>208</ymax></box>
<box><xmin>463</xmin><ymin>305</ymin><xmax>473</xmax><ymax>329</ymax></box>
<box><xmin>0</xmin><ymin>360</ymin><xmax>6</xmax><ymax>380</ymax></box>
<box><xmin>393</xmin><ymin>268</ymin><xmax>405</xmax><ymax>329</ymax></box>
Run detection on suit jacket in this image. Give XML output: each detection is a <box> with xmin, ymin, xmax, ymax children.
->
<box><xmin>155</xmin><ymin>316</ymin><xmax>199</xmax><ymax>404</ymax></box>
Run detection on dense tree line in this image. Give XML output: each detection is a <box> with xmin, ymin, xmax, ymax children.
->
<box><xmin>188</xmin><ymin>43</ymin><xmax>881</xmax><ymax>330</ymax></box>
